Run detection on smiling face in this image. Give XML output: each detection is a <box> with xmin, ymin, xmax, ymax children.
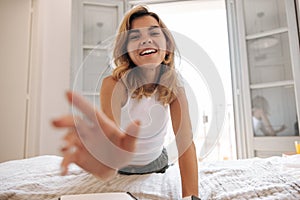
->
<box><xmin>126</xmin><ymin>16</ymin><xmax>167</xmax><ymax>69</ymax></box>
<box><xmin>112</xmin><ymin>6</ymin><xmax>178</xmax><ymax>105</ymax></box>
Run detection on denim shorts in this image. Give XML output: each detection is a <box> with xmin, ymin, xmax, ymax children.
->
<box><xmin>118</xmin><ymin>148</ymin><xmax>169</xmax><ymax>175</ymax></box>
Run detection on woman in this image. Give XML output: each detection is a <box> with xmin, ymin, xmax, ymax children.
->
<box><xmin>53</xmin><ymin>5</ymin><xmax>198</xmax><ymax>199</ymax></box>
<box><xmin>252</xmin><ymin>95</ymin><xmax>286</xmax><ymax>136</ymax></box>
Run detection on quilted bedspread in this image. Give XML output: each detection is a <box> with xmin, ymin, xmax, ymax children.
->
<box><xmin>0</xmin><ymin>155</ymin><xmax>299</xmax><ymax>200</ymax></box>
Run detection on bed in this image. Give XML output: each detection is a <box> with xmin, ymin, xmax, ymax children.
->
<box><xmin>1</xmin><ymin>154</ymin><xmax>299</xmax><ymax>200</ymax></box>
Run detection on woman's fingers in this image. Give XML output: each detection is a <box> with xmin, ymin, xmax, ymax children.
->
<box><xmin>66</xmin><ymin>91</ymin><xmax>102</xmax><ymax>124</ymax></box>
<box><xmin>52</xmin><ymin>115</ymin><xmax>76</xmax><ymax>128</ymax></box>
<box><xmin>66</xmin><ymin>91</ymin><xmax>119</xmax><ymax>138</ymax></box>
<box><xmin>60</xmin><ymin>130</ymin><xmax>83</xmax><ymax>175</ymax></box>
<box><xmin>60</xmin><ymin>152</ymin><xmax>76</xmax><ymax>175</ymax></box>
<box><xmin>62</xmin><ymin>130</ymin><xmax>81</xmax><ymax>148</ymax></box>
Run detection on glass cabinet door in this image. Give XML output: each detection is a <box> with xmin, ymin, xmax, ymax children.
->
<box><xmin>229</xmin><ymin>0</ymin><xmax>300</xmax><ymax>158</ymax></box>
<box><xmin>72</xmin><ymin>0</ymin><xmax>124</xmax><ymax>106</ymax></box>
<box><xmin>242</xmin><ymin>0</ymin><xmax>299</xmax><ymax>138</ymax></box>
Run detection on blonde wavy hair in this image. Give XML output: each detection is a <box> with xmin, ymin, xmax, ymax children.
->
<box><xmin>252</xmin><ymin>95</ymin><xmax>270</xmax><ymax>115</ymax></box>
<box><xmin>112</xmin><ymin>5</ymin><xmax>180</xmax><ymax>105</ymax></box>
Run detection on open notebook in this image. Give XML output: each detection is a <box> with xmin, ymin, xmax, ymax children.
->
<box><xmin>59</xmin><ymin>193</ymin><xmax>200</xmax><ymax>200</ymax></box>
<box><xmin>59</xmin><ymin>192</ymin><xmax>137</xmax><ymax>200</ymax></box>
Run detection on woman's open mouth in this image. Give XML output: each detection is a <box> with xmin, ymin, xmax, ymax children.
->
<box><xmin>139</xmin><ymin>48</ymin><xmax>158</xmax><ymax>56</ymax></box>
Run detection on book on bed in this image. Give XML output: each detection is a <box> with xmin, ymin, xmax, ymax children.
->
<box><xmin>59</xmin><ymin>192</ymin><xmax>200</xmax><ymax>200</ymax></box>
<box><xmin>59</xmin><ymin>192</ymin><xmax>137</xmax><ymax>200</ymax></box>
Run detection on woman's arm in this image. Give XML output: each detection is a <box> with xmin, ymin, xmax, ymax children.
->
<box><xmin>170</xmin><ymin>88</ymin><xmax>199</xmax><ymax>198</ymax></box>
<box><xmin>178</xmin><ymin>142</ymin><xmax>198</xmax><ymax>198</ymax></box>
<box><xmin>100</xmin><ymin>76</ymin><xmax>127</xmax><ymax>125</ymax></box>
<box><xmin>258</xmin><ymin>110</ymin><xmax>286</xmax><ymax>136</ymax></box>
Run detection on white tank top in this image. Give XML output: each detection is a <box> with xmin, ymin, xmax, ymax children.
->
<box><xmin>120</xmin><ymin>94</ymin><xmax>170</xmax><ymax>165</ymax></box>
<box><xmin>252</xmin><ymin>116</ymin><xmax>263</xmax><ymax>136</ymax></box>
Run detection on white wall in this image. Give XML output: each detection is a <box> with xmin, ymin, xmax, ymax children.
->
<box><xmin>0</xmin><ymin>0</ymin><xmax>31</xmax><ymax>162</ymax></box>
<box><xmin>37</xmin><ymin>0</ymin><xmax>72</xmax><ymax>156</ymax></box>
<box><xmin>0</xmin><ymin>0</ymin><xmax>71</xmax><ymax>162</ymax></box>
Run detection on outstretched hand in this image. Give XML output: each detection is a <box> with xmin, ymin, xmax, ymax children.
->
<box><xmin>52</xmin><ymin>91</ymin><xmax>140</xmax><ymax>180</ymax></box>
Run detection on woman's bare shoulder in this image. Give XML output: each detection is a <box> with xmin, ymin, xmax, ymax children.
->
<box><xmin>102</xmin><ymin>75</ymin><xmax>126</xmax><ymax>88</ymax></box>
<box><xmin>102</xmin><ymin>75</ymin><xmax>117</xmax><ymax>85</ymax></box>
<box><xmin>101</xmin><ymin>75</ymin><xmax>127</xmax><ymax>103</ymax></box>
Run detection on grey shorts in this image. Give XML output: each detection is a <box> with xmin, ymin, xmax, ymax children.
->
<box><xmin>118</xmin><ymin>148</ymin><xmax>169</xmax><ymax>175</ymax></box>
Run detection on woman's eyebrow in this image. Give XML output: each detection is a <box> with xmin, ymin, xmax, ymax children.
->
<box><xmin>128</xmin><ymin>29</ymin><xmax>140</xmax><ymax>34</ymax></box>
<box><xmin>148</xmin><ymin>25</ymin><xmax>160</xmax><ymax>31</ymax></box>
<box><xmin>129</xmin><ymin>26</ymin><xmax>160</xmax><ymax>34</ymax></box>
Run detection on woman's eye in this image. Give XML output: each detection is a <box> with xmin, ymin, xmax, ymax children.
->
<box><xmin>128</xmin><ymin>34</ymin><xmax>140</xmax><ymax>40</ymax></box>
<box><xmin>150</xmin><ymin>31</ymin><xmax>161</xmax><ymax>36</ymax></box>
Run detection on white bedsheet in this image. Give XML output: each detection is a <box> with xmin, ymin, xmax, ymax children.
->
<box><xmin>0</xmin><ymin>155</ymin><xmax>181</xmax><ymax>200</ymax></box>
<box><xmin>198</xmin><ymin>155</ymin><xmax>300</xmax><ymax>199</ymax></box>
<box><xmin>0</xmin><ymin>155</ymin><xmax>299</xmax><ymax>200</ymax></box>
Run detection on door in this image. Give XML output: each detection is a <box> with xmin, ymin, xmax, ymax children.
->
<box><xmin>228</xmin><ymin>0</ymin><xmax>300</xmax><ymax>158</ymax></box>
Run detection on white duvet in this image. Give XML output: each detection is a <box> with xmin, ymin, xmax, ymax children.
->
<box><xmin>0</xmin><ymin>155</ymin><xmax>299</xmax><ymax>200</ymax></box>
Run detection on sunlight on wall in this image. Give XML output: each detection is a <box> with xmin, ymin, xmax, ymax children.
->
<box><xmin>148</xmin><ymin>0</ymin><xmax>237</xmax><ymax>161</ymax></box>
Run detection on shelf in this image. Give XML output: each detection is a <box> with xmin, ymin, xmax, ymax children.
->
<box><xmin>246</xmin><ymin>27</ymin><xmax>288</xmax><ymax>40</ymax></box>
<box><xmin>82</xmin><ymin>45</ymin><xmax>110</xmax><ymax>50</ymax></box>
<box><xmin>82</xmin><ymin>92</ymin><xmax>100</xmax><ymax>96</ymax></box>
<box><xmin>83</xmin><ymin>1</ymin><xmax>118</xmax><ymax>8</ymax></box>
<box><xmin>250</xmin><ymin>80</ymin><xmax>294</xmax><ymax>89</ymax></box>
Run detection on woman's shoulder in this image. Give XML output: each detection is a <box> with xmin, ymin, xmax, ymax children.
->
<box><xmin>101</xmin><ymin>75</ymin><xmax>116</xmax><ymax>92</ymax></box>
<box><xmin>101</xmin><ymin>75</ymin><xmax>127</xmax><ymax>100</ymax></box>
<box><xmin>102</xmin><ymin>75</ymin><xmax>125</xmax><ymax>90</ymax></box>
<box><xmin>102</xmin><ymin>75</ymin><xmax>117</xmax><ymax>85</ymax></box>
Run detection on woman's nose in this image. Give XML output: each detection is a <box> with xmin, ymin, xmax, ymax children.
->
<box><xmin>140</xmin><ymin>38</ymin><xmax>152</xmax><ymax>45</ymax></box>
